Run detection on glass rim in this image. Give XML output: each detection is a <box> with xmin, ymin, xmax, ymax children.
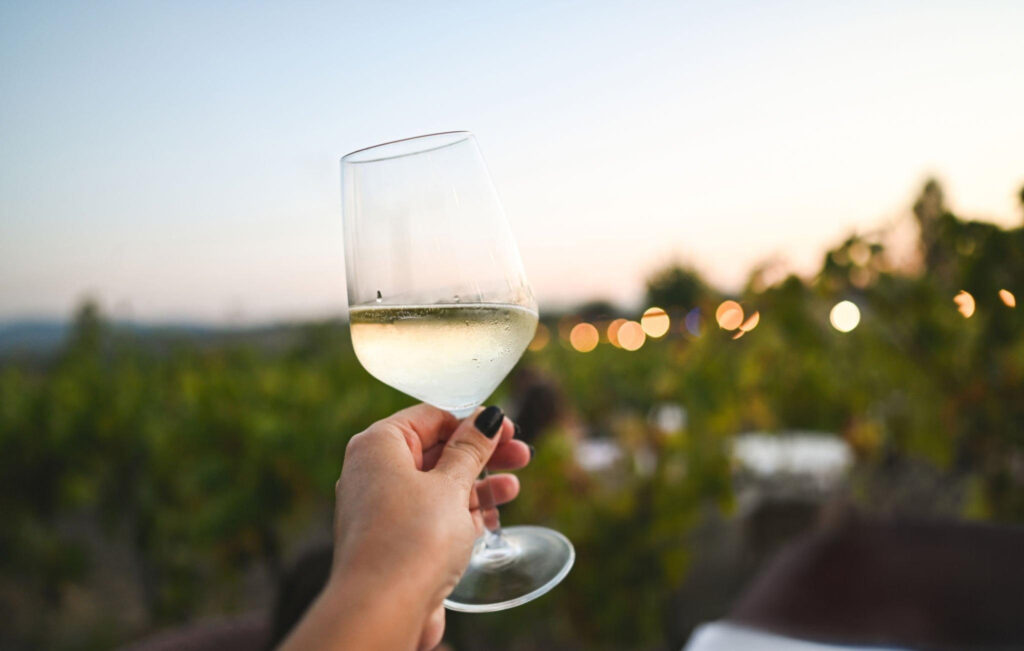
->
<box><xmin>342</xmin><ymin>130</ymin><xmax>473</xmax><ymax>164</ymax></box>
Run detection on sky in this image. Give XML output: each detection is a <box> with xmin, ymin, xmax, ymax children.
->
<box><xmin>2</xmin><ymin>0</ymin><xmax>1022</xmax><ymax>323</ymax></box>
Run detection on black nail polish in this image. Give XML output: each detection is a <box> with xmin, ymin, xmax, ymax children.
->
<box><xmin>528</xmin><ymin>444</ymin><xmax>536</xmax><ymax>460</ymax></box>
<box><xmin>474</xmin><ymin>406</ymin><xmax>504</xmax><ymax>438</ymax></box>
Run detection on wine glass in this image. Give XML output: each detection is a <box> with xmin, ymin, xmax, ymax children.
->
<box><xmin>340</xmin><ymin>131</ymin><xmax>574</xmax><ymax>612</ymax></box>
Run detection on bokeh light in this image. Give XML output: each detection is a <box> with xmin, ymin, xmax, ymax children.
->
<box><xmin>999</xmin><ymin>289</ymin><xmax>1016</xmax><ymax>308</ymax></box>
<box><xmin>528</xmin><ymin>323</ymin><xmax>550</xmax><ymax>351</ymax></box>
<box><xmin>849</xmin><ymin>241</ymin><xmax>871</xmax><ymax>266</ymax></box>
<box><xmin>830</xmin><ymin>300</ymin><xmax>861</xmax><ymax>333</ymax></box>
<box><xmin>715</xmin><ymin>300</ymin><xmax>744</xmax><ymax>331</ymax></box>
<box><xmin>739</xmin><ymin>311</ymin><xmax>760</xmax><ymax>332</ymax></box>
<box><xmin>607</xmin><ymin>318</ymin><xmax>628</xmax><ymax>348</ymax></box>
<box><xmin>641</xmin><ymin>307</ymin><xmax>670</xmax><ymax>338</ymax></box>
<box><xmin>617</xmin><ymin>321</ymin><xmax>646</xmax><ymax>351</ymax></box>
<box><xmin>954</xmin><ymin>290</ymin><xmax>975</xmax><ymax>318</ymax></box>
<box><xmin>684</xmin><ymin>308</ymin><xmax>703</xmax><ymax>336</ymax></box>
<box><xmin>569</xmin><ymin>322</ymin><xmax>599</xmax><ymax>352</ymax></box>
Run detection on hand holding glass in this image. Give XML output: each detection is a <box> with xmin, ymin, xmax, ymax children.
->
<box><xmin>341</xmin><ymin>131</ymin><xmax>574</xmax><ymax>611</ymax></box>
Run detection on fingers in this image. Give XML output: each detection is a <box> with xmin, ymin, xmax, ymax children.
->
<box><xmin>481</xmin><ymin>506</ymin><xmax>499</xmax><ymax>532</ymax></box>
<box><xmin>388</xmin><ymin>403</ymin><xmax>461</xmax><ymax>449</ymax></box>
<box><xmin>433</xmin><ymin>406</ymin><xmax>506</xmax><ymax>489</ymax></box>
<box><xmin>469</xmin><ymin>473</ymin><xmax>520</xmax><ymax>510</ymax></box>
<box><xmin>390</xmin><ymin>403</ymin><xmax>461</xmax><ymax>440</ymax></box>
<box><xmin>366</xmin><ymin>404</ymin><xmax>460</xmax><ymax>470</ymax></box>
<box><xmin>485</xmin><ymin>439</ymin><xmax>531</xmax><ymax>471</ymax></box>
<box><xmin>421</xmin><ymin>437</ymin><xmax>529</xmax><ymax>472</ymax></box>
<box><xmin>470</xmin><ymin>503</ymin><xmax>499</xmax><ymax>534</ymax></box>
<box><xmin>380</xmin><ymin>404</ymin><xmax>524</xmax><ymax>472</ymax></box>
<box><xmin>472</xmin><ymin>474</ymin><xmax>518</xmax><ymax>532</ymax></box>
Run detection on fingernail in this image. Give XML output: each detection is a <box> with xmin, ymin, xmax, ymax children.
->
<box><xmin>528</xmin><ymin>444</ymin><xmax>536</xmax><ymax>460</ymax></box>
<box><xmin>514</xmin><ymin>423</ymin><xmax>522</xmax><ymax>439</ymax></box>
<box><xmin>474</xmin><ymin>406</ymin><xmax>504</xmax><ymax>439</ymax></box>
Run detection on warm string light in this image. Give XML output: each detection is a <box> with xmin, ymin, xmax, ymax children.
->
<box><xmin>533</xmin><ymin>283</ymin><xmax>1000</xmax><ymax>355</ymax></box>
<box><xmin>830</xmin><ymin>301</ymin><xmax>860</xmax><ymax>332</ymax></box>
<box><xmin>617</xmin><ymin>321</ymin><xmax>646</xmax><ymax>351</ymax></box>
<box><xmin>607</xmin><ymin>318</ymin><xmax>628</xmax><ymax>348</ymax></box>
<box><xmin>641</xmin><ymin>307</ymin><xmax>670</xmax><ymax>338</ymax></box>
<box><xmin>999</xmin><ymin>289</ymin><xmax>1016</xmax><ymax>308</ymax></box>
<box><xmin>569</xmin><ymin>323</ymin><xmax>599</xmax><ymax>353</ymax></box>
<box><xmin>715</xmin><ymin>301</ymin><xmax>744</xmax><ymax>330</ymax></box>
<box><xmin>732</xmin><ymin>310</ymin><xmax>761</xmax><ymax>339</ymax></box>
<box><xmin>555</xmin><ymin>301</ymin><xmax>766</xmax><ymax>352</ymax></box>
<box><xmin>954</xmin><ymin>290</ymin><xmax>975</xmax><ymax>318</ymax></box>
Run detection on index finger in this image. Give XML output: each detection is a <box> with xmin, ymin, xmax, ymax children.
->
<box><xmin>420</xmin><ymin>419</ymin><xmax>522</xmax><ymax>471</ymax></box>
<box><xmin>374</xmin><ymin>403</ymin><xmax>461</xmax><ymax>469</ymax></box>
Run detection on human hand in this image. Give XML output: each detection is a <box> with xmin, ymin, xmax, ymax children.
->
<box><xmin>281</xmin><ymin>403</ymin><xmax>530</xmax><ymax>651</ymax></box>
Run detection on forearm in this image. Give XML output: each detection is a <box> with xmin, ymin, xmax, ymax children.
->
<box><xmin>278</xmin><ymin>569</ymin><xmax>430</xmax><ymax>651</ymax></box>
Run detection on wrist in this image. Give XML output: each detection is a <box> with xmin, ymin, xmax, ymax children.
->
<box><xmin>279</xmin><ymin>553</ymin><xmax>434</xmax><ymax>651</ymax></box>
<box><xmin>324</xmin><ymin>565</ymin><xmax>429</xmax><ymax>649</ymax></box>
<box><xmin>332</xmin><ymin>532</ymin><xmax>448</xmax><ymax>605</ymax></box>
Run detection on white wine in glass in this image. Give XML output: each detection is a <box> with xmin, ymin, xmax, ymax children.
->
<box><xmin>341</xmin><ymin>131</ymin><xmax>573</xmax><ymax>612</ymax></box>
<box><xmin>350</xmin><ymin>303</ymin><xmax>538</xmax><ymax>418</ymax></box>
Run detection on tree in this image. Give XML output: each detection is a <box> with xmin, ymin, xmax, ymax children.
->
<box><xmin>645</xmin><ymin>264</ymin><xmax>716</xmax><ymax>310</ymax></box>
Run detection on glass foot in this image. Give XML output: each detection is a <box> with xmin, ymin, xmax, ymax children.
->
<box><xmin>443</xmin><ymin>525</ymin><xmax>574</xmax><ymax>613</ymax></box>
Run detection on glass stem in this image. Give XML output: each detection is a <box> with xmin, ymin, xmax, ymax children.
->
<box><xmin>478</xmin><ymin>468</ymin><xmax>508</xmax><ymax>549</ymax></box>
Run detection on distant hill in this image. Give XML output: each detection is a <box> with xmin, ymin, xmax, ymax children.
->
<box><xmin>0</xmin><ymin>318</ymin><xmax>350</xmax><ymax>359</ymax></box>
<box><xmin>0</xmin><ymin>320</ymin><xmax>70</xmax><ymax>355</ymax></box>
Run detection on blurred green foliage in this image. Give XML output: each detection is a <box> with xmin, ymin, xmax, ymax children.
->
<box><xmin>0</xmin><ymin>316</ymin><xmax>413</xmax><ymax>646</ymax></box>
<box><xmin>1</xmin><ymin>180</ymin><xmax>1022</xmax><ymax>649</ymax></box>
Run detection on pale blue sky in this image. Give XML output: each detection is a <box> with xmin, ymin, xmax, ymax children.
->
<box><xmin>2</xmin><ymin>1</ymin><xmax>1022</xmax><ymax>322</ymax></box>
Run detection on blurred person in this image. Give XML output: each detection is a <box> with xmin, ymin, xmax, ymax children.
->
<box><xmin>508</xmin><ymin>365</ymin><xmax>567</xmax><ymax>445</ymax></box>
<box><xmin>277</xmin><ymin>403</ymin><xmax>531</xmax><ymax>651</ymax></box>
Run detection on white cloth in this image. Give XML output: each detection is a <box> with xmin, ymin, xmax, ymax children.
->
<box><xmin>684</xmin><ymin>622</ymin><xmax>909</xmax><ymax>651</ymax></box>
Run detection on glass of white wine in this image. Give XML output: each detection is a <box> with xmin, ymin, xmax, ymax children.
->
<box><xmin>341</xmin><ymin>131</ymin><xmax>574</xmax><ymax>612</ymax></box>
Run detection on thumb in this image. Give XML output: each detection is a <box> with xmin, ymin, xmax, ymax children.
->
<box><xmin>434</xmin><ymin>405</ymin><xmax>505</xmax><ymax>488</ymax></box>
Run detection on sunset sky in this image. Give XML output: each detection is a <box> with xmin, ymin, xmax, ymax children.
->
<box><xmin>2</xmin><ymin>1</ymin><xmax>1022</xmax><ymax>322</ymax></box>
